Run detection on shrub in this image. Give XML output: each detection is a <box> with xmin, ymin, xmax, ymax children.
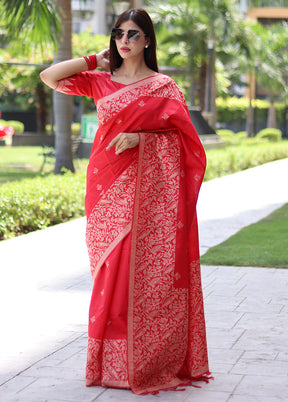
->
<box><xmin>256</xmin><ymin>128</ymin><xmax>282</xmax><ymax>142</ymax></box>
<box><xmin>235</xmin><ymin>131</ymin><xmax>247</xmax><ymax>138</ymax></box>
<box><xmin>71</xmin><ymin>122</ymin><xmax>81</xmax><ymax>136</ymax></box>
<box><xmin>217</xmin><ymin>129</ymin><xmax>248</xmax><ymax>146</ymax></box>
<box><xmin>0</xmin><ymin>172</ymin><xmax>86</xmax><ymax>240</ymax></box>
<box><xmin>204</xmin><ymin>141</ymin><xmax>288</xmax><ymax>181</ymax></box>
<box><xmin>216</xmin><ymin>129</ymin><xmax>235</xmax><ymax>137</ymax></box>
<box><xmin>0</xmin><ymin>119</ymin><xmax>24</xmax><ymax>133</ymax></box>
<box><xmin>216</xmin><ymin>97</ymin><xmax>285</xmax><ymax>127</ymax></box>
<box><xmin>46</xmin><ymin>122</ymin><xmax>81</xmax><ymax>137</ymax></box>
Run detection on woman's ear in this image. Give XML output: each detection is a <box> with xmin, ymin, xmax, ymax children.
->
<box><xmin>145</xmin><ymin>38</ymin><xmax>150</xmax><ymax>48</ymax></box>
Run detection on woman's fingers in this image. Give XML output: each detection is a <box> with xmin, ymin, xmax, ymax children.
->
<box><xmin>97</xmin><ymin>48</ymin><xmax>110</xmax><ymax>69</ymax></box>
<box><xmin>107</xmin><ymin>133</ymin><xmax>139</xmax><ymax>155</ymax></box>
<box><xmin>106</xmin><ymin>133</ymin><xmax>121</xmax><ymax>150</ymax></box>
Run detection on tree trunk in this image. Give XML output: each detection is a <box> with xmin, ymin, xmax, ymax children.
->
<box><xmin>35</xmin><ymin>82</ymin><xmax>47</xmax><ymax>134</ymax></box>
<box><xmin>267</xmin><ymin>99</ymin><xmax>276</xmax><ymax>129</ymax></box>
<box><xmin>54</xmin><ymin>0</ymin><xmax>74</xmax><ymax>174</ymax></box>
<box><xmin>246</xmin><ymin>70</ymin><xmax>254</xmax><ymax>137</ymax></box>
<box><xmin>210</xmin><ymin>52</ymin><xmax>217</xmax><ymax>130</ymax></box>
<box><xmin>189</xmin><ymin>76</ymin><xmax>196</xmax><ymax>107</ymax></box>
<box><xmin>199</xmin><ymin>61</ymin><xmax>207</xmax><ymax>112</ymax></box>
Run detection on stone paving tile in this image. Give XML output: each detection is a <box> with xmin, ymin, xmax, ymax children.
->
<box><xmin>232</xmin><ymin>329</ymin><xmax>287</xmax><ymax>353</ymax></box>
<box><xmin>200</xmin><ymin>373</ymin><xmax>243</xmax><ymax>394</ymax></box>
<box><xmin>204</xmin><ymin>294</ymin><xmax>246</xmax><ymax>311</ymax></box>
<box><xmin>205</xmin><ymin>311</ymin><xmax>244</xmax><ymax>329</ymax></box>
<box><xmin>236</xmin><ymin>312</ymin><xmax>288</xmax><ymax>330</ymax></box>
<box><xmin>206</xmin><ymin>327</ymin><xmax>245</xmax><ymax>349</ymax></box>
<box><xmin>229</xmin><ymin>396</ymin><xmax>287</xmax><ymax>402</ymax></box>
<box><xmin>21</xmin><ymin>365</ymin><xmax>85</xmax><ymax>381</ymax></box>
<box><xmin>208</xmin><ymin>363</ymin><xmax>234</xmax><ymax>374</ymax></box>
<box><xmin>1</xmin><ymin>378</ymin><xmax>102</xmax><ymax>402</ymax></box>
<box><xmin>241</xmin><ymin>350</ymin><xmax>279</xmax><ymax>361</ymax></box>
<box><xmin>208</xmin><ymin>348</ymin><xmax>243</xmax><ymax>365</ymax></box>
<box><xmin>276</xmin><ymin>351</ymin><xmax>288</xmax><ymax>361</ymax></box>
<box><xmin>55</xmin><ymin>351</ymin><xmax>87</xmax><ymax>369</ymax></box>
<box><xmin>232</xmin><ymin>374</ymin><xmax>288</xmax><ymax>399</ymax></box>
<box><xmin>231</xmin><ymin>358</ymin><xmax>288</xmax><ymax>376</ymax></box>
<box><xmin>235</xmin><ymin>300</ymin><xmax>284</xmax><ymax>313</ymax></box>
<box><xmin>184</xmin><ymin>390</ymin><xmax>232</xmax><ymax>402</ymax></box>
<box><xmin>0</xmin><ymin>376</ymin><xmax>38</xmax><ymax>400</ymax></box>
<box><xmin>95</xmin><ymin>387</ymin><xmax>192</xmax><ymax>401</ymax></box>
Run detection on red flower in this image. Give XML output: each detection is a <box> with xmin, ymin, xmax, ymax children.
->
<box><xmin>0</xmin><ymin>125</ymin><xmax>14</xmax><ymax>137</ymax></box>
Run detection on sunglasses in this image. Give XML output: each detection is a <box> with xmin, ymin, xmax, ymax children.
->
<box><xmin>111</xmin><ymin>28</ymin><xmax>146</xmax><ymax>42</ymax></box>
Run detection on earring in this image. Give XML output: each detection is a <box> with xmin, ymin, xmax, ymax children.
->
<box><xmin>145</xmin><ymin>45</ymin><xmax>149</xmax><ymax>48</ymax></box>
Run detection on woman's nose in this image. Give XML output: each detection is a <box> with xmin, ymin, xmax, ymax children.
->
<box><xmin>121</xmin><ymin>33</ymin><xmax>129</xmax><ymax>43</ymax></box>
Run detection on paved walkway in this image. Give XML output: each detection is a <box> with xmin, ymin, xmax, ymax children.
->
<box><xmin>0</xmin><ymin>158</ymin><xmax>287</xmax><ymax>401</ymax></box>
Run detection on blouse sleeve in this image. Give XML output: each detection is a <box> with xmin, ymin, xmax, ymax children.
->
<box><xmin>55</xmin><ymin>71</ymin><xmax>104</xmax><ymax>100</ymax></box>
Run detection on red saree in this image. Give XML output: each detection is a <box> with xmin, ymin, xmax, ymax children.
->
<box><xmin>57</xmin><ymin>71</ymin><xmax>209</xmax><ymax>395</ymax></box>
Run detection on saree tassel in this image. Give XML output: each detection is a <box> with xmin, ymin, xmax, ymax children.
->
<box><xmin>138</xmin><ymin>373</ymin><xmax>213</xmax><ymax>396</ymax></box>
<box><xmin>191</xmin><ymin>371</ymin><xmax>214</xmax><ymax>386</ymax></box>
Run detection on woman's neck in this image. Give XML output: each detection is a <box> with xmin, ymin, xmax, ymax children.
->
<box><xmin>116</xmin><ymin>59</ymin><xmax>151</xmax><ymax>79</ymax></box>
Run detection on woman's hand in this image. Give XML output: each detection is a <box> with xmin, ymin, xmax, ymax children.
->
<box><xmin>107</xmin><ymin>132</ymin><xmax>139</xmax><ymax>155</ymax></box>
<box><xmin>97</xmin><ymin>49</ymin><xmax>110</xmax><ymax>70</ymax></box>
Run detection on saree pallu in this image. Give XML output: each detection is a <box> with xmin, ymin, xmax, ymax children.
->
<box><xmin>84</xmin><ymin>74</ymin><xmax>209</xmax><ymax>395</ymax></box>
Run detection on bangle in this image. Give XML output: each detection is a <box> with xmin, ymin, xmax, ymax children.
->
<box><xmin>83</xmin><ymin>54</ymin><xmax>97</xmax><ymax>70</ymax></box>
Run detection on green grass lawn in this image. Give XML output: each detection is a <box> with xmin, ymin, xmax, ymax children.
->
<box><xmin>201</xmin><ymin>203</ymin><xmax>288</xmax><ymax>268</ymax></box>
<box><xmin>0</xmin><ymin>146</ymin><xmax>88</xmax><ymax>184</ymax></box>
<box><xmin>1</xmin><ymin>145</ymin><xmax>288</xmax><ymax>254</ymax></box>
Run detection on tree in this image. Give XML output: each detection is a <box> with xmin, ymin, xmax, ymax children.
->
<box><xmin>252</xmin><ymin>22</ymin><xmax>288</xmax><ymax>129</ymax></box>
<box><xmin>53</xmin><ymin>0</ymin><xmax>74</xmax><ymax>173</ymax></box>
<box><xmin>0</xmin><ymin>0</ymin><xmax>76</xmax><ymax>173</ymax></box>
<box><xmin>0</xmin><ymin>31</ymin><xmax>109</xmax><ymax>133</ymax></box>
<box><xmin>152</xmin><ymin>0</ymin><xmax>246</xmax><ymax>129</ymax></box>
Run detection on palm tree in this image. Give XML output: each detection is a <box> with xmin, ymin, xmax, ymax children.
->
<box><xmin>253</xmin><ymin>22</ymin><xmax>288</xmax><ymax>130</ymax></box>
<box><xmin>1</xmin><ymin>0</ymin><xmax>75</xmax><ymax>173</ymax></box>
<box><xmin>153</xmin><ymin>0</ymin><xmax>245</xmax><ymax>129</ymax></box>
<box><xmin>53</xmin><ymin>0</ymin><xmax>74</xmax><ymax>173</ymax></box>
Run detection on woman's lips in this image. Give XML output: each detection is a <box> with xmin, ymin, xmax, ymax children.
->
<box><xmin>120</xmin><ymin>47</ymin><xmax>131</xmax><ymax>52</ymax></box>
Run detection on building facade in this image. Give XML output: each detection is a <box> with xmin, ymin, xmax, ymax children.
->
<box><xmin>240</xmin><ymin>0</ymin><xmax>288</xmax><ymax>23</ymax></box>
<box><xmin>72</xmin><ymin>0</ymin><xmax>144</xmax><ymax>35</ymax></box>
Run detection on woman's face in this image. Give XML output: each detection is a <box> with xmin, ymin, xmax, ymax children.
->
<box><xmin>114</xmin><ymin>20</ymin><xmax>150</xmax><ymax>61</ymax></box>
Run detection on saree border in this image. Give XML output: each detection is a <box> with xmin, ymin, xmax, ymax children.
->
<box><xmin>86</xmin><ymin>160</ymin><xmax>138</xmax><ymax>284</ymax></box>
<box><xmin>127</xmin><ymin>133</ymin><xmax>145</xmax><ymax>387</ymax></box>
<box><xmin>91</xmin><ymin>223</ymin><xmax>132</xmax><ymax>284</ymax></box>
<box><xmin>96</xmin><ymin>74</ymin><xmax>186</xmax><ymax>126</ymax></box>
<box><xmin>97</xmin><ymin>74</ymin><xmax>165</xmax><ymax>106</ymax></box>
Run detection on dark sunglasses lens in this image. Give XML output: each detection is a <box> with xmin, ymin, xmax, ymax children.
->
<box><xmin>127</xmin><ymin>30</ymin><xmax>140</xmax><ymax>41</ymax></box>
<box><xmin>111</xmin><ymin>29</ymin><xmax>123</xmax><ymax>40</ymax></box>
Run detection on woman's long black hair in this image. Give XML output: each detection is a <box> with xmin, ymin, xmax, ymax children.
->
<box><xmin>109</xmin><ymin>8</ymin><xmax>159</xmax><ymax>74</ymax></box>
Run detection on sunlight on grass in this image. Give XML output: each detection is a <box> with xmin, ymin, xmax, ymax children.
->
<box><xmin>201</xmin><ymin>204</ymin><xmax>288</xmax><ymax>268</ymax></box>
<box><xmin>0</xmin><ymin>146</ymin><xmax>89</xmax><ymax>184</ymax></box>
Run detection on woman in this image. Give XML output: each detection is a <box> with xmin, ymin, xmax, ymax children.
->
<box><xmin>40</xmin><ymin>8</ymin><xmax>210</xmax><ymax>396</ymax></box>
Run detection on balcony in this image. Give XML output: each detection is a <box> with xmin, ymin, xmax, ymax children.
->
<box><xmin>72</xmin><ymin>0</ymin><xmax>96</xmax><ymax>19</ymax></box>
<box><xmin>247</xmin><ymin>0</ymin><xmax>288</xmax><ymax>7</ymax></box>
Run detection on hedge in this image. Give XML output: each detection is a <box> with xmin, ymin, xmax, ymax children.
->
<box><xmin>216</xmin><ymin>97</ymin><xmax>285</xmax><ymax>126</ymax></box>
<box><xmin>0</xmin><ymin>172</ymin><xmax>86</xmax><ymax>240</ymax></box>
<box><xmin>204</xmin><ymin>141</ymin><xmax>288</xmax><ymax>181</ymax></box>
<box><xmin>46</xmin><ymin>122</ymin><xmax>81</xmax><ymax>136</ymax></box>
<box><xmin>1</xmin><ymin>141</ymin><xmax>288</xmax><ymax>240</ymax></box>
<box><xmin>256</xmin><ymin>128</ymin><xmax>282</xmax><ymax>142</ymax></box>
<box><xmin>217</xmin><ymin>128</ymin><xmax>282</xmax><ymax>145</ymax></box>
<box><xmin>0</xmin><ymin>119</ymin><xmax>24</xmax><ymax>133</ymax></box>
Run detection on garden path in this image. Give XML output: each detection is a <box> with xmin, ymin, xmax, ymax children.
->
<box><xmin>0</xmin><ymin>158</ymin><xmax>287</xmax><ymax>401</ymax></box>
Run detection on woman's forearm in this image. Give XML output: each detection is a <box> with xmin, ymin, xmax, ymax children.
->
<box><xmin>40</xmin><ymin>57</ymin><xmax>88</xmax><ymax>89</ymax></box>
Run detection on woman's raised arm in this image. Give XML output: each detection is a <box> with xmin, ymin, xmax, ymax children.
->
<box><xmin>40</xmin><ymin>49</ymin><xmax>110</xmax><ymax>89</ymax></box>
<box><xmin>40</xmin><ymin>58</ymin><xmax>88</xmax><ymax>89</ymax></box>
